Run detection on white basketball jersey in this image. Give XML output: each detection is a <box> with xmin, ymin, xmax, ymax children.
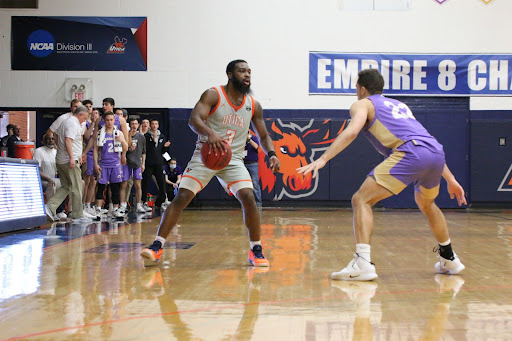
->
<box><xmin>195</xmin><ymin>86</ymin><xmax>254</xmax><ymax>160</ymax></box>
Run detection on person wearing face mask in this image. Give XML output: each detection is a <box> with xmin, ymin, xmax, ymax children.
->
<box><xmin>164</xmin><ymin>157</ymin><xmax>182</xmax><ymax>203</ymax></box>
<box><xmin>33</xmin><ymin>133</ymin><xmax>67</xmax><ymax>219</ymax></box>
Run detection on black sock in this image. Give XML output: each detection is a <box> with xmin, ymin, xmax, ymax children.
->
<box><xmin>151</xmin><ymin>240</ymin><xmax>162</xmax><ymax>249</ymax></box>
<box><xmin>439</xmin><ymin>243</ymin><xmax>454</xmax><ymax>260</ymax></box>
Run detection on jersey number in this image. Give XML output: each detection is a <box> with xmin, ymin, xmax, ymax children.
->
<box><xmin>384</xmin><ymin>101</ymin><xmax>415</xmax><ymax>120</ymax></box>
<box><xmin>226</xmin><ymin>129</ymin><xmax>236</xmax><ymax>145</ymax></box>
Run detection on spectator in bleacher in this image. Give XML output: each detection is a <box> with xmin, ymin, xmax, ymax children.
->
<box><xmin>6</xmin><ymin>125</ymin><xmax>23</xmax><ymax>157</ymax></box>
<box><xmin>1</xmin><ymin>124</ymin><xmax>14</xmax><ymax>148</ymax></box>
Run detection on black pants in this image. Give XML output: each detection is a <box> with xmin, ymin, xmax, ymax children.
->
<box><xmin>142</xmin><ymin>164</ymin><xmax>166</xmax><ymax>207</ymax></box>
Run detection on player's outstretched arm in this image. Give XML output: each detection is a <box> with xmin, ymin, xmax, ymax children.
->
<box><xmin>297</xmin><ymin>100</ymin><xmax>369</xmax><ymax>178</ymax></box>
<box><xmin>442</xmin><ymin>164</ymin><xmax>467</xmax><ymax>206</ymax></box>
<box><xmin>252</xmin><ymin>101</ymin><xmax>280</xmax><ymax>172</ymax></box>
<box><xmin>188</xmin><ymin>89</ymin><xmax>226</xmax><ymax>155</ymax></box>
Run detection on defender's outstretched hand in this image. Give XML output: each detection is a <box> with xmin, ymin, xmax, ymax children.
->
<box><xmin>297</xmin><ymin>158</ymin><xmax>327</xmax><ymax>179</ymax></box>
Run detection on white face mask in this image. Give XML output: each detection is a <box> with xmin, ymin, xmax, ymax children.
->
<box><xmin>170</xmin><ymin>164</ymin><xmax>177</xmax><ymax>170</ymax></box>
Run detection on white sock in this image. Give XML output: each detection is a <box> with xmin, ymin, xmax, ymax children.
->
<box><xmin>137</xmin><ymin>202</ymin><xmax>143</xmax><ymax>208</ymax></box>
<box><xmin>120</xmin><ymin>202</ymin><xmax>127</xmax><ymax>208</ymax></box>
<box><xmin>250</xmin><ymin>241</ymin><xmax>261</xmax><ymax>249</ymax></box>
<box><xmin>439</xmin><ymin>239</ymin><xmax>451</xmax><ymax>246</ymax></box>
<box><xmin>155</xmin><ymin>236</ymin><xmax>166</xmax><ymax>245</ymax></box>
<box><xmin>356</xmin><ymin>243</ymin><xmax>371</xmax><ymax>262</ymax></box>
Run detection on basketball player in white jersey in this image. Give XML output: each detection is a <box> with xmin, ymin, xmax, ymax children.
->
<box><xmin>141</xmin><ymin>60</ymin><xmax>280</xmax><ymax>267</ymax></box>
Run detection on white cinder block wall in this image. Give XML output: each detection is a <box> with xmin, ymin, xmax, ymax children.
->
<box><xmin>0</xmin><ymin>0</ymin><xmax>510</xmax><ymax>110</ymax></box>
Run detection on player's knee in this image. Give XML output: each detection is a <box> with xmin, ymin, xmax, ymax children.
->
<box><xmin>415</xmin><ymin>196</ymin><xmax>435</xmax><ymax>212</ymax></box>
<box><xmin>172</xmin><ymin>189</ymin><xmax>194</xmax><ymax>207</ymax></box>
<box><xmin>237</xmin><ymin>188</ymin><xmax>255</xmax><ymax>205</ymax></box>
<box><xmin>351</xmin><ymin>191</ymin><xmax>369</xmax><ymax>209</ymax></box>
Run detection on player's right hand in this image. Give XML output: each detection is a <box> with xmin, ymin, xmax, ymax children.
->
<box><xmin>207</xmin><ymin>132</ymin><xmax>226</xmax><ymax>156</ymax></box>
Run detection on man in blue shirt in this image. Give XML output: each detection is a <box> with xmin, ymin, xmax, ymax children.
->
<box><xmin>244</xmin><ymin>132</ymin><xmax>262</xmax><ymax>208</ymax></box>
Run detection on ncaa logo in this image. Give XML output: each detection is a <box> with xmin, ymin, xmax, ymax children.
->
<box><xmin>27</xmin><ymin>29</ymin><xmax>54</xmax><ymax>57</ymax></box>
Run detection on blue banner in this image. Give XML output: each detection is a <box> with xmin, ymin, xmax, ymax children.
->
<box><xmin>11</xmin><ymin>16</ymin><xmax>147</xmax><ymax>71</ymax></box>
<box><xmin>309</xmin><ymin>52</ymin><xmax>512</xmax><ymax>96</ymax></box>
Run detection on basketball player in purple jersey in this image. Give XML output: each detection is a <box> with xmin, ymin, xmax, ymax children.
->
<box><xmin>141</xmin><ymin>60</ymin><xmax>281</xmax><ymax>267</ymax></box>
<box><xmin>298</xmin><ymin>69</ymin><xmax>467</xmax><ymax>281</ymax></box>
<box><xmin>94</xmin><ymin>112</ymin><xmax>128</xmax><ymax>218</ymax></box>
<box><xmin>82</xmin><ymin>108</ymin><xmax>100</xmax><ymax>214</ymax></box>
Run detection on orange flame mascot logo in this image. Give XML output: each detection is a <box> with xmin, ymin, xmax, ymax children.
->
<box><xmin>257</xmin><ymin>119</ymin><xmax>347</xmax><ymax>200</ymax></box>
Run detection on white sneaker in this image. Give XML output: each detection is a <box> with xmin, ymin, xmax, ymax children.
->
<box><xmin>112</xmin><ymin>207</ymin><xmax>125</xmax><ymax>218</ymax></box>
<box><xmin>142</xmin><ymin>202</ymin><xmax>153</xmax><ymax>212</ymax></box>
<box><xmin>331</xmin><ymin>254</ymin><xmax>378</xmax><ymax>281</ymax></box>
<box><xmin>435</xmin><ymin>252</ymin><xmax>465</xmax><ymax>275</ymax></box>
<box><xmin>56</xmin><ymin>212</ymin><xmax>67</xmax><ymax>220</ymax></box>
<box><xmin>136</xmin><ymin>204</ymin><xmax>147</xmax><ymax>213</ymax></box>
<box><xmin>71</xmin><ymin>216</ymin><xmax>93</xmax><ymax>224</ymax></box>
<box><xmin>108</xmin><ymin>203</ymin><xmax>114</xmax><ymax>215</ymax></box>
<box><xmin>86</xmin><ymin>206</ymin><xmax>96</xmax><ymax>215</ymax></box>
<box><xmin>95</xmin><ymin>207</ymin><xmax>108</xmax><ymax>215</ymax></box>
<box><xmin>45</xmin><ymin>204</ymin><xmax>56</xmax><ymax>222</ymax></box>
<box><xmin>82</xmin><ymin>210</ymin><xmax>99</xmax><ymax>220</ymax></box>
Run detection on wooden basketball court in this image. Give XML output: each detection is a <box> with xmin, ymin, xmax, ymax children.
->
<box><xmin>0</xmin><ymin>207</ymin><xmax>511</xmax><ymax>340</ymax></box>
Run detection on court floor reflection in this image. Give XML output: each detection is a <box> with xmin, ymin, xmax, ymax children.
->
<box><xmin>0</xmin><ymin>208</ymin><xmax>511</xmax><ymax>340</ymax></box>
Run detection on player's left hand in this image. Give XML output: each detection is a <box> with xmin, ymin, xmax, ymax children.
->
<box><xmin>447</xmin><ymin>179</ymin><xmax>467</xmax><ymax>206</ymax></box>
<box><xmin>297</xmin><ymin>158</ymin><xmax>327</xmax><ymax>179</ymax></box>
<box><xmin>269</xmin><ymin>156</ymin><xmax>280</xmax><ymax>173</ymax></box>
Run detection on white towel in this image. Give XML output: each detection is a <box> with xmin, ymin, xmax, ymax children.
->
<box><xmin>97</xmin><ymin>126</ymin><xmax>123</xmax><ymax>152</ymax></box>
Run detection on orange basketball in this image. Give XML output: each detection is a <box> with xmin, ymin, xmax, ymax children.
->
<box><xmin>200</xmin><ymin>140</ymin><xmax>232</xmax><ymax>170</ymax></box>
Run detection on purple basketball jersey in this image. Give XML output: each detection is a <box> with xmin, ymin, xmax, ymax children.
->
<box><xmin>100</xmin><ymin>132</ymin><xmax>121</xmax><ymax>167</ymax></box>
<box><xmin>364</xmin><ymin>94</ymin><xmax>443</xmax><ymax>156</ymax></box>
<box><xmin>85</xmin><ymin>121</ymin><xmax>94</xmax><ymax>157</ymax></box>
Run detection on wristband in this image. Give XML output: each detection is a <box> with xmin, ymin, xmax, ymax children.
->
<box><xmin>267</xmin><ymin>151</ymin><xmax>277</xmax><ymax>158</ymax></box>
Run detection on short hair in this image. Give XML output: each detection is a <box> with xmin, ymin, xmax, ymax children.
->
<box><xmin>6</xmin><ymin>124</ymin><xmax>14</xmax><ymax>133</ymax></box>
<box><xmin>73</xmin><ymin>105</ymin><xmax>88</xmax><ymax>115</ymax></box>
<box><xmin>103</xmin><ymin>97</ymin><xmax>115</xmax><ymax>106</ymax></box>
<box><xmin>170</xmin><ymin>157</ymin><xmax>177</xmax><ymax>162</ymax></box>
<box><xmin>70</xmin><ymin>99</ymin><xmax>81</xmax><ymax>106</ymax></box>
<box><xmin>82</xmin><ymin>99</ymin><xmax>93</xmax><ymax>106</ymax></box>
<box><xmin>226</xmin><ymin>59</ymin><xmax>247</xmax><ymax>74</ymax></box>
<box><xmin>117</xmin><ymin>108</ymin><xmax>128</xmax><ymax>117</ymax></box>
<box><xmin>128</xmin><ymin>117</ymin><xmax>139</xmax><ymax>124</ymax></box>
<box><xmin>357</xmin><ymin>69</ymin><xmax>384</xmax><ymax>95</ymax></box>
<box><xmin>150</xmin><ymin>118</ymin><xmax>159</xmax><ymax>124</ymax></box>
<box><xmin>141</xmin><ymin>118</ymin><xmax>150</xmax><ymax>123</ymax></box>
<box><xmin>103</xmin><ymin>111</ymin><xmax>115</xmax><ymax>118</ymax></box>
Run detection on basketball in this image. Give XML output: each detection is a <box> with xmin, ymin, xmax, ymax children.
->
<box><xmin>200</xmin><ymin>140</ymin><xmax>232</xmax><ymax>170</ymax></box>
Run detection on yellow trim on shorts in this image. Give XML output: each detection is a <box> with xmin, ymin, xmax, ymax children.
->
<box><xmin>418</xmin><ymin>185</ymin><xmax>440</xmax><ymax>200</ymax></box>
<box><xmin>372</xmin><ymin>151</ymin><xmax>407</xmax><ymax>195</ymax></box>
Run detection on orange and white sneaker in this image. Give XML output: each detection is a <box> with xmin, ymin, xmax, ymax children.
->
<box><xmin>248</xmin><ymin>245</ymin><xmax>270</xmax><ymax>267</ymax></box>
<box><xmin>141</xmin><ymin>241</ymin><xmax>163</xmax><ymax>266</ymax></box>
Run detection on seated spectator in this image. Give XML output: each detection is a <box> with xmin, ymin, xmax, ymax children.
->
<box><xmin>164</xmin><ymin>157</ymin><xmax>182</xmax><ymax>203</ymax></box>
